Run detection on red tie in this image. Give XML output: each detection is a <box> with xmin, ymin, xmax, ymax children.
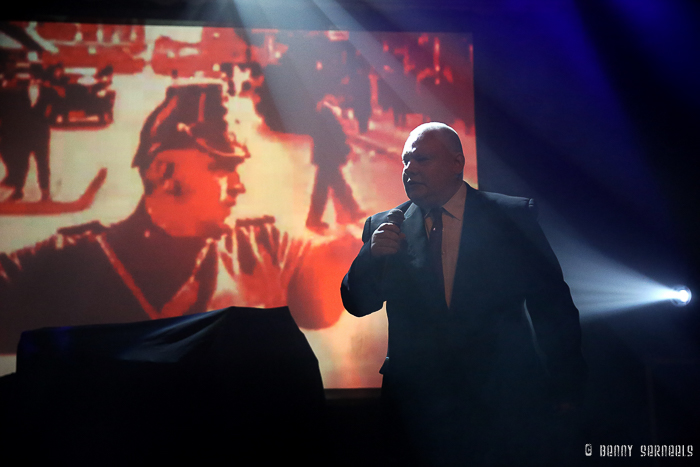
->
<box><xmin>428</xmin><ymin>207</ymin><xmax>444</xmax><ymax>289</ymax></box>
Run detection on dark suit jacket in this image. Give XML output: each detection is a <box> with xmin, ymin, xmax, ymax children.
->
<box><xmin>341</xmin><ymin>183</ymin><xmax>586</xmax><ymax>412</ymax></box>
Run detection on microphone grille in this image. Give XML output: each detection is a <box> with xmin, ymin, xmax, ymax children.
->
<box><xmin>386</xmin><ymin>208</ymin><xmax>405</xmax><ymax>227</ymax></box>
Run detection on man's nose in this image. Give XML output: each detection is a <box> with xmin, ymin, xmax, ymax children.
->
<box><xmin>403</xmin><ymin>160</ymin><xmax>416</xmax><ymax>176</ymax></box>
<box><xmin>227</xmin><ymin>173</ymin><xmax>246</xmax><ymax>196</ymax></box>
<box><xmin>228</xmin><ymin>181</ymin><xmax>246</xmax><ymax>196</ymax></box>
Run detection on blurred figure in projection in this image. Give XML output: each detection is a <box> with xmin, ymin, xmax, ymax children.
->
<box><xmin>305</xmin><ymin>95</ymin><xmax>365</xmax><ymax>235</ymax></box>
<box><xmin>45</xmin><ymin>62</ymin><xmax>68</xmax><ymax>125</ymax></box>
<box><xmin>221</xmin><ymin>60</ymin><xmax>263</xmax><ymax>148</ymax></box>
<box><xmin>0</xmin><ymin>70</ymin><xmax>14</xmax><ymax>187</ymax></box>
<box><xmin>346</xmin><ymin>51</ymin><xmax>372</xmax><ymax>135</ymax></box>
<box><xmin>377</xmin><ymin>45</ymin><xmax>410</xmax><ymax>129</ymax></box>
<box><xmin>0</xmin><ymin>65</ymin><xmax>54</xmax><ymax>202</ymax></box>
<box><xmin>0</xmin><ymin>82</ymin><xmax>305</xmax><ymax>353</ymax></box>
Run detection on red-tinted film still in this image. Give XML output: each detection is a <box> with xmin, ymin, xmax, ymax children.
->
<box><xmin>0</xmin><ymin>22</ymin><xmax>475</xmax><ymax>387</ymax></box>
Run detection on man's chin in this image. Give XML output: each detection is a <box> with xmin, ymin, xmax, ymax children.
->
<box><xmin>200</xmin><ymin>221</ymin><xmax>230</xmax><ymax>239</ymax></box>
<box><xmin>170</xmin><ymin>220</ymin><xmax>229</xmax><ymax>239</ymax></box>
<box><xmin>405</xmin><ymin>186</ymin><xmax>428</xmax><ymax>206</ymax></box>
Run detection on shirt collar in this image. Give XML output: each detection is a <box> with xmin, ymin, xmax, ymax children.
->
<box><xmin>427</xmin><ymin>181</ymin><xmax>466</xmax><ymax>221</ymax></box>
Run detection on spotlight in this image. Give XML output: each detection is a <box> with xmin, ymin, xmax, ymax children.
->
<box><xmin>670</xmin><ymin>286</ymin><xmax>691</xmax><ymax>307</ymax></box>
<box><xmin>555</xmin><ymin>236</ymin><xmax>694</xmax><ymax>316</ymax></box>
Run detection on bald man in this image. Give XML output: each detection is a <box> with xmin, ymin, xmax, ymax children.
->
<box><xmin>341</xmin><ymin>123</ymin><xmax>586</xmax><ymax>466</ymax></box>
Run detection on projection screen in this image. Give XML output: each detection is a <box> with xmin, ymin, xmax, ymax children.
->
<box><xmin>0</xmin><ymin>21</ymin><xmax>476</xmax><ymax>387</ymax></box>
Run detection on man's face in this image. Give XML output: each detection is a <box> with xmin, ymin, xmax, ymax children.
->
<box><xmin>144</xmin><ymin>148</ymin><xmax>245</xmax><ymax>238</ymax></box>
<box><xmin>402</xmin><ymin>130</ymin><xmax>464</xmax><ymax>208</ymax></box>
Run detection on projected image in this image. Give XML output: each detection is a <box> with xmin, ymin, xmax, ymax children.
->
<box><xmin>0</xmin><ymin>22</ymin><xmax>475</xmax><ymax>387</ymax></box>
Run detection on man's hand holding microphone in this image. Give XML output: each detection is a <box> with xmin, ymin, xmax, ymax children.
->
<box><xmin>370</xmin><ymin>209</ymin><xmax>406</xmax><ymax>257</ymax></box>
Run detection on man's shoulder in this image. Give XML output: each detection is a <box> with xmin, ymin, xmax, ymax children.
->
<box><xmin>56</xmin><ymin>220</ymin><xmax>108</xmax><ymax>237</ymax></box>
<box><xmin>1</xmin><ymin>221</ymin><xmax>109</xmax><ymax>282</ymax></box>
<box><xmin>476</xmin><ymin>189</ymin><xmax>531</xmax><ymax>210</ymax></box>
<box><xmin>6</xmin><ymin>221</ymin><xmax>107</xmax><ymax>259</ymax></box>
<box><xmin>472</xmin><ymin>188</ymin><xmax>537</xmax><ymax>220</ymax></box>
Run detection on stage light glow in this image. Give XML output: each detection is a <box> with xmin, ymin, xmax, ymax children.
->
<box><xmin>548</xmin><ymin>227</ymin><xmax>692</xmax><ymax>318</ymax></box>
<box><xmin>667</xmin><ymin>286</ymin><xmax>691</xmax><ymax>306</ymax></box>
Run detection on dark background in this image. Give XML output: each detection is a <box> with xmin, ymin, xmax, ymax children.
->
<box><xmin>5</xmin><ymin>0</ymin><xmax>700</xmax><ymax>464</ymax></box>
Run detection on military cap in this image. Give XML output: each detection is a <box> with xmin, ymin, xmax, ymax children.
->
<box><xmin>132</xmin><ymin>82</ymin><xmax>249</xmax><ymax>171</ymax></box>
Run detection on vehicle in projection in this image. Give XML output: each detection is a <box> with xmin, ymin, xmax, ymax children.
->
<box><xmin>49</xmin><ymin>66</ymin><xmax>116</xmax><ymax>125</ymax></box>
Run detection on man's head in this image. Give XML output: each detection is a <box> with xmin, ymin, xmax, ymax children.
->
<box><xmin>402</xmin><ymin>122</ymin><xmax>465</xmax><ymax>208</ymax></box>
<box><xmin>142</xmin><ymin>147</ymin><xmax>245</xmax><ymax>238</ymax></box>
<box><xmin>134</xmin><ymin>82</ymin><xmax>249</xmax><ymax>238</ymax></box>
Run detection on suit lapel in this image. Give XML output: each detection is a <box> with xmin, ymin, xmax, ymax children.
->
<box><xmin>450</xmin><ymin>185</ymin><xmax>486</xmax><ymax>314</ymax></box>
<box><xmin>402</xmin><ymin>203</ymin><xmax>449</xmax><ymax>311</ymax></box>
<box><xmin>402</xmin><ymin>203</ymin><xmax>428</xmax><ymax>270</ymax></box>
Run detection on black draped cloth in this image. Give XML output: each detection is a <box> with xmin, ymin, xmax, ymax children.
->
<box><xmin>1</xmin><ymin>306</ymin><xmax>326</xmax><ymax>465</ymax></box>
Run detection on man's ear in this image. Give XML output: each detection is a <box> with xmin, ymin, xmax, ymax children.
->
<box><xmin>144</xmin><ymin>160</ymin><xmax>180</xmax><ymax>196</ymax></box>
<box><xmin>454</xmin><ymin>151</ymin><xmax>465</xmax><ymax>175</ymax></box>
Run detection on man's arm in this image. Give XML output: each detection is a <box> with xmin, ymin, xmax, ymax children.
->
<box><xmin>518</xmin><ymin>200</ymin><xmax>587</xmax><ymax>406</ymax></box>
<box><xmin>221</xmin><ymin>220</ymin><xmax>308</xmax><ymax>309</ymax></box>
<box><xmin>0</xmin><ymin>236</ymin><xmax>65</xmax><ymax>353</ymax></box>
<box><xmin>340</xmin><ymin>217</ymin><xmax>387</xmax><ymax>317</ymax></box>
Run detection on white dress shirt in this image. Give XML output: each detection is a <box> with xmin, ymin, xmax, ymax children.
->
<box><xmin>424</xmin><ymin>182</ymin><xmax>467</xmax><ymax>308</ymax></box>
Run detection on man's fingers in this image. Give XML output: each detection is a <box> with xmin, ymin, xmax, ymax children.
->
<box><xmin>371</xmin><ymin>223</ymin><xmax>404</xmax><ymax>257</ymax></box>
<box><xmin>373</xmin><ymin>237</ymin><xmax>401</xmax><ymax>249</ymax></box>
<box><xmin>374</xmin><ymin>226</ymin><xmax>402</xmax><ymax>241</ymax></box>
<box><xmin>373</xmin><ymin>244</ymin><xmax>401</xmax><ymax>256</ymax></box>
<box><xmin>279</xmin><ymin>231</ymin><xmax>290</xmax><ymax>259</ymax></box>
<box><xmin>244</xmin><ymin>225</ymin><xmax>272</xmax><ymax>264</ymax></box>
<box><xmin>245</xmin><ymin>227</ymin><xmax>263</xmax><ymax>261</ymax></box>
<box><xmin>379</xmin><ymin>222</ymin><xmax>401</xmax><ymax>234</ymax></box>
<box><xmin>283</xmin><ymin>239</ymin><xmax>306</xmax><ymax>272</ymax></box>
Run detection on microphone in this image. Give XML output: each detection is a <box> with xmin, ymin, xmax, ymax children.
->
<box><xmin>386</xmin><ymin>208</ymin><xmax>405</xmax><ymax>228</ymax></box>
<box><xmin>381</xmin><ymin>208</ymin><xmax>405</xmax><ymax>289</ymax></box>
